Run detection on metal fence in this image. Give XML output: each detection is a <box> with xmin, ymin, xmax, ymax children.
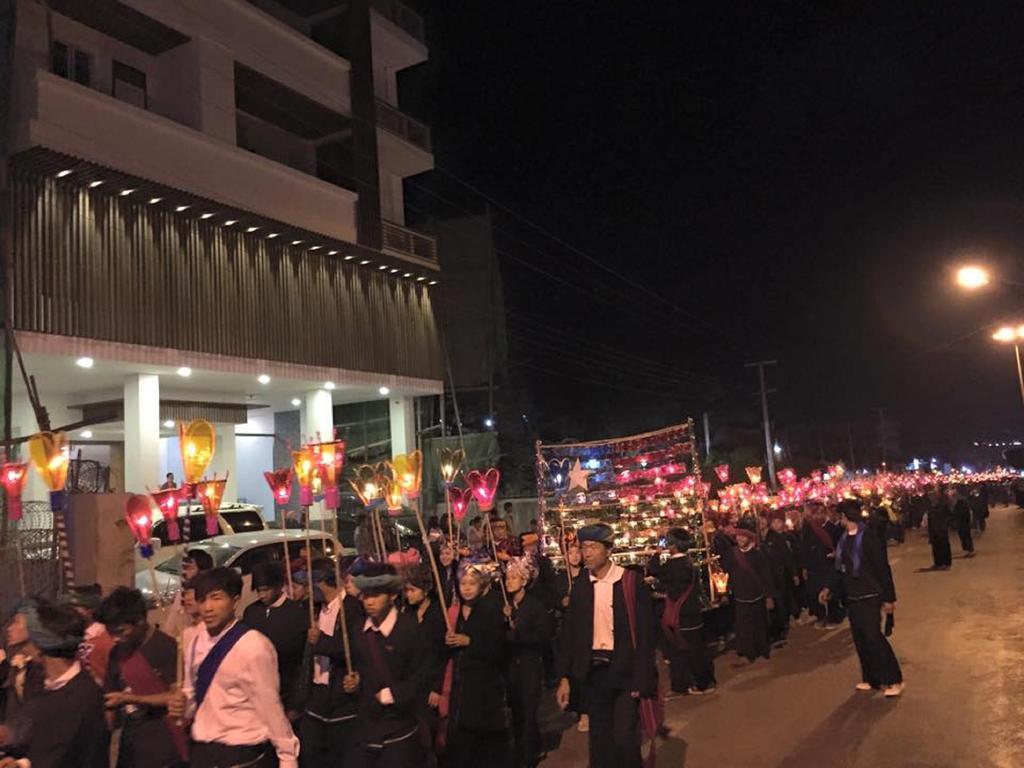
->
<box><xmin>0</xmin><ymin>502</ymin><xmax>61</xmax><ymax>617</ymax></box>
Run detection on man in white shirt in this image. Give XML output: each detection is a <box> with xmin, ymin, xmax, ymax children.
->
<box><xmin>169</xmin><ymin>567</ymin><xmax>300</xmax><ymax>768</ymax></box>
<box><xmin>555</xmin><ymin>523</ymin><xmax>656</xmax><ymax>768</ymax></box>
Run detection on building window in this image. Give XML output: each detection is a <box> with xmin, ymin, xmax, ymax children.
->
<box><xmin>112</xmin><ymin>60</ymin><xmax>147</xmax><ymax>109</ymax></box>
<box><xmin>50</xmin><ymin>41</ymin><xmax>91</xmax><ymax>86</ymax></box>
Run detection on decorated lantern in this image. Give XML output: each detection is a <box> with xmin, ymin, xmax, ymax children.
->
<box><xmin>714</xmin><ymin>464</ymin><xmax>730</xmax><ymax>484</ymax></box>
<box><xmin>179</xmin><ymin>420</ymin><xmax>216</xmax><ymax>491</ymax></box>
<box><xmin>383</xmin><ymin>477</ymin><xmax>404</xmax><ymax>515</ymax></box>
<box><xmin>778</xmin><ymin>467</ymin><xmax>797</xmax><ymax>486</ymax></box>
<box><xmin>710</xmin><ymin>563</ymin><xmax>729</xmax><ymax>597</ymax></box>
<box><xmin>745</xmin><ymin>466</ymin><xmax>763</xmax><ymax>485</ymax></box>
<box><xmin>195</xmin><ymin>477</ymin><xmax>227</xmax><ymax>536</ymax></box>
<box><xmin>292</xmin><ymin>448</ymin><xmax>318</xmax><ymax>506</ymax></box>
<box><xmin>392</xmin><ymin>451</ymin><xmax>422</xmax><ymax>499</ymax></box>
<box><xmin>449</xmin><ymin>486</ymin><xmax>472</xmax><ymax>521</ymax></box>
<box><xmin>439</xmin><ymin>447</ymin><xmax>464</xmax><ymax>485</ymax></box>
<box><xmin>28</xmin><ymin>431</ymin><xmax>70</xmax><ymax>500</ymax></box>
<box><xmin>310</xmin><ymin>440</ymin><xmax>346</xmax><ymax>509</ymax></box>
<box><xmin>0</xmin><ymin>461</ymin><xmax>29</xmax><ymax>522</ymax></box>
<box><xmin>466</xmin><ymin>468</ymin><xmax>500</xmax><ymax>512</ymax></box>
<box><xmin>546</xmin><ymin>458</ymin><xmax>572</xmax><ymax>493</ymax></box>
<box><xmin>125</xmin><ymin>494</ymin><xmax>157</xmax><ymax>558</ymax></box>
<box><xmin>263</xmin><ymin>468</ymin><xmax>293</xmax><ymax>506</ymax></box>
<box><xmin>350</xmin><ymin>464</ymin><xmax>383</xmax><ymax>508</ymax></box>
<box><xmin>149</xmin><ymin>487</ymin><xmax>183</xmax><ymax>543</ymax></box>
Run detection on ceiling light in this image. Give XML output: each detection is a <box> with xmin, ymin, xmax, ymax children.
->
<box><xmin>246</xmin><ymin>226</ymin><xmax>258</xmax><ymax>233</ymax></box>
<box><xmin>163</xmin><ymin>419</ymin><xmax>175</xmax><ymax>428</ymax></box>
<box><xmin>176</xmin><ymin>366</ymin><xmax>192</xmax><ymax>377</ymax></box>
<box><xmin>324</xmin><ymin>381</ymin><xmax>335</xmax><ymax>390</ymax></box>
<box><xmin>291</xmin><ymin>240</ymin><xmax>302</xmax><ymax>246</ymax></box>
<box><xmin>328</xmin><ymin>250</ymin><xmax>338</xmax><ymax>256</ymax></box>
<box><xmin>75</xmin><ymin>356</ymin><xmax>94</xmax><ymax>369</ymax></box>
<box><xmin>257</xmin><ymin>374</ymin><xmax>271</xmax><ymax>385</ymax></box>
<box><xmin>343</xmin><ymin>255</ymin><xmax>354</xmax><ymax>261</ymax></box>
<box><xmin>224</xmin><ymin>219</ymin><xmax>237</xmax><ymax>226</ymax></box>
<box><xmin>378</xmin><ymin>265</ymin><xmax>388</xmax><ymax>271</ymax></box>
<box><xmin>88</xmin><ymin>180</ymin><xmax>103</xmax><ymax>189</ymax></box>
<box><xmin>119</xmin><ymin>189</ymin><xmax>135</xmax><ymax>196</ymax></box>
<box><xmin>148</xmin><ymin>197</ymin><xmax>162</xmax><ymax>205</ymax></box>
<box><xmin>200</xmin><ymin>213</ymin><xmax>213</xmax><ymax>219</ymax></box>
<box><xmin>429</xmin><ymin>280</ymin><xmax>438</xmax><ymax>286</ymax></box>
<box><xmin>175</xmin><ymin>205</ymin><xmax>189</xmax><ymax>212</ymax></box>
<box><xmin>378</xmin><ymin>386</ymin><xmax>390</xmax><ymax>396</ymax></box>
<box><xmin>310</xmin><ymin>245</ymin><xmax>322</xmax><ymax>251</ymax></box>
<box><xmin>403</xmin><ymin>273</ymin><xmax>412</xmax><ymax>278</ymax></box>
<box><xmin>416</xmin><ymin>276</ymin><xmax>425</xmax><ymax>282</ymax></box>
<box><xmin>360</xmin><ymin>260</ymin><xmax>371</xmax><ymax>266</ymax></box>
<box><xmin>56</xmin><ymin>169</ymin><xmax>72</xmax><ymax>178</ymax></box>
<box><xmin>290</xmin><ymin>397</ymin><xmax>301</xmax><ymax>407</ymax></box>
<box><xmin>268</xmin><ymin>233</ymin><xmax>279</xmax><ymax>239</ymax></box>
<box><xmin>390</xmin><ymin>268</ymin><xmax>399</xmax><ymax>274</ymax></box>
<box><xmin>80</xmin><ymin>430</ymin><xmax>93</xmax><ymax>439</ymax></box>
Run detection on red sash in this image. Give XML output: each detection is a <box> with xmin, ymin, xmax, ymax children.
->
<box><xmin>622</xmin><ymin>570</ymin><xmax>662</xmax><ymax>768</ymax></box>
<box><xmin>119</xmin><ymin>650</ymin><xmax>189</xmax><ymax>762</ymax></box>
<box><xmin>659</xmin><ymin>574</ymin><xmax>696</xmax><ymax>650</ymax></box>
<box><xmin>435</xmin><ymin>602</ymin><xmax>460</xmax><ymax>751</ymax></box>
<box><xmin>807</xmin><ymin>519</ymin><xmax>835</xmax><ymax>553</ymax></box>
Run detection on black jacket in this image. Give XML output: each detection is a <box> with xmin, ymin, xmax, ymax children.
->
<box><xmin>307</xmin><ymin>594</ymin><xmax>365</xmax><ymax>720</ymax></box>
<box><xmin>800</xmin><ymin>524</ymin><xmax>834</xmax><ymax>575</ymax></box>
<box><xmin>928</xmin><ymin>502</ymin><xmax>951</xmax><ymax>537</ymax></box>
<box><xmin>720</xmin><ymin>543</ymin><xmax>776</xmax><ymax>603</ymax></box>
<box><xmin>825</xmin><ymin>525</ymin><xmax>896</xmax><ymax>603</ymax></box>
<box><xmin>448</xmin><ymin>597</ymin><xmax>508</xmax><ymax>733</ymax></box>
<box><xmin>22</xmin><ymin>667</ymin><xmax>108</xmax><ymax>768</ymax></box>
<box><xmin>555</xmin><ymin>566</ymin><xmax>657</xmax><ymax>697</ymax></box>
<box><xmin>243</xmin><ymin>597</ymin><xmax>309</xmax><ymax>712</ymax></box>
<box><xmin>647</xmin><ymin>554</ymin><xmax>703</xmax><ymax>619</ymax></box>
<box><xmin>507</xmin><ymin>592</ymin><xmax>552</xmax><ymax>663</ymax></box>
<box><xmin>403</xmin><ymin>598</ymin><xmax>448</xmax><ymax>696</ymax></box>
<box><xmin>763</xmin><ymin>530</ymin><xmax>797</xmax><ymax>591</ymax></box>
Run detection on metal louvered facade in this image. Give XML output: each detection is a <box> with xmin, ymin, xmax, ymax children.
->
<box><xmin>9</xmin><ymin>164</ymin><xmax>444</xmax><ymax>380</ymax></box>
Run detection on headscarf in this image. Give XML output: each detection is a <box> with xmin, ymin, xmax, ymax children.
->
<box><xmin>24</xmin><ymin>604</ymin><xmax>82</xmax><ymax>654</ymax></box>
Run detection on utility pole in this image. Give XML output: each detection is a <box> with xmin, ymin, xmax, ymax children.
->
<box><xmin>872</xmin><ymin>407</ymin><xmax>888</xmax><ymax>469</ymax></box>
<box><xmin>745</xmin><ymin>360</ymin><xmax>778</xmax><ymax>491</ymax></box>
<box><xmin>702</xmin><ymin>411</ymin><xmax>712</xmax><ymax>458</ymax></box>
<box><xmin>847</xmin><ymin>422</ymin><xmax>857</xmax><ymax>470</ymax></box>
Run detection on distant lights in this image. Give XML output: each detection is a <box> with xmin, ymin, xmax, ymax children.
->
<box><xmin>175</xmin><ymin>205</ymin><xmax>189</xmax><ymax>212</ymax></box>
<box><xmin>257</xmin><ymin>374</ymin><xmax>271</xmax><ymax>385</ymax></box>
<box><xmin>378</xmin><ymin>386</ymin><xmax>390</xmax><ymax>396</ymax></box>
<box><xmin>176</xmin><ymin>366</ymin><xmax>192</xmax><ymax>377</ymax></box>
<box><xmin>148</xmin><ymin>197</ymin><xmax>162</xmax><ymax>205</ymax></box>
<box><xmin>88</xmin><ymin>180</ymin><xmax>103</xmax><ymax>188</ymax></box>
<box><xmin>75</xmin><ymin>357</ymin><xmax>94</xmax><ymax>369</ymax></box>
<box><xmin>484</xmin><ymin>417</ymin><xmax>494</xmax><ymax>428</ymax></box>
<box><xmin>200</xmin><ymin>212</ymin><xmax>214</xmax><ymax>220</ymax></box>
<box><xmin>324</xmin><ymin>381</ymin><xmax>336</xmax><ymax>390</ymax></box>
<box><xmin>56</xmin><ymin>169</ymin><xmax>72</xmax><ymax>178</ymax></box>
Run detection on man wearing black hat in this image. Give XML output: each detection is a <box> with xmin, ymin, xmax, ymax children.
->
<box><xmin>820</xmin><ymin>500</ymin><xmax>903</xmax><ymax>697</ymax></box>
<box><xmin>719</xmin><ymin>518</ymin><xmax>775</xmax><ymax>663</ymax></box>
<box><xmin>648</xmin><ymin>528</ymin><xmax>715</xmax><ymax>698</ymax></box>
<box><xmin>347</xmin><ymin>563</ymin><xmax>431</xmax><ymax>767</ymax></box>
<box><xmin>301</xmin><ymin>558</ymin><xmax>364</xmax><ymax>767</ymax></box>
<box><xmin>243</xmin><ymin>561</ymin><xmax>309</xmax><ymax>721</ymax></box>
<box><xmin>555</xmin><ymin>523</ymin><xmax>656</xmax><ymax>768</ymax></box>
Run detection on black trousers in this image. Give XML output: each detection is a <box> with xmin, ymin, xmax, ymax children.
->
<box><xmin>507</xmin><ymin>654</ymin><xmax>543</xmax><ymax>767</ymax></box>
<box><xmin>733</xmin><ymin>599</ymin><xmax>770</xmax><ymax>661</ymax></box>
<box><xmin>957</xmin><ymin>524</ymin><xmax>974</xmax><ymax>553</ymax></box>
<box><xmin>190</xmin><ymin>742</ymin><xmax>275</xmax><ymax>768</ymax></box>
<box><xmin>847</xmin><ymin>596</ymin><xmax>902</xmax><ymax>688</ymax></box>
<box><xmin>665</xmin><ymin>626</ymin><xmax>715</xmax><ymax>692</ymax></box>
<box><xmin>930</xmin><ymin>534</ymin><xmax>952</xmax><ymax>567</ymax></box>
<box><xmin>447</xmin><ymin>728</ymin><xmax>510</xmax><ymax>768</ymax></box>
<box><xmin>768</xmin><ymin>592</ymin><xmax>790</xmax><ymax>643</ymax></box>
<box><xmin>299</xmin><ymin>711</ymin><xmax>357</xmax><ymax>768</ymax></box>
<box><xmin>586</xmin><ymin>664</ymin><xmax>641</xmax><ymax>768</ymax></box>
<box><xmin>346</xmin><ymin>733</ymin><xmax>422</xmax><ymax>768</ymax></box>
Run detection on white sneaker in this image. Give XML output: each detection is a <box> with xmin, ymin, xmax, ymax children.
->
<box><xmin>855</xmin><ymin>682</ymin><xmax>872</xmax><ymax>691</ymax></box>
<box><xmin>883</xmin><ymin>683</ymin><xmax>904</xmax><ymax>697</ymax></box>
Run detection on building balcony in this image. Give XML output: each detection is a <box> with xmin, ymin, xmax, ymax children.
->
<box><xmin>376</xmin><ymin>99</ymin><xmax>431</xmax><ymax>153</ymax></box>
<box><xmin>370</xmin><ymin>0</ymin><xmax>426</xmax><ymax>46</ymax></box>
<box><xmin>12</xmin><ymin>68</ymin><xmax>359</xmax><ymax>242</ymax></box>
<box><xmin>382</xmin><ymin>220</ymin><xmax>438</xmax><ymax>267</ymax></box>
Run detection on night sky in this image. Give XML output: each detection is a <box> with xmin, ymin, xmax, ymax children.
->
<box><xmin>406</xmin><ymin>2</ymin><xmax>1024</xmax><ymax>466</ymax></box>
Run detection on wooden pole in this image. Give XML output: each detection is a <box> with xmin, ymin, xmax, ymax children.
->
<box><xmin>558</xmin><ymin>506</ymin><xmax>572</xmax><ymax>592</ymax></box>
<box><xmin>413</xmin><ymin>497</ymin><xmax>452</xmax><ymax>632</ymax></box>
<box><xmin>15</xmin><ymin>534</ymin><xmax>25</xmax><ymax>598</ymax></box>
<box><xmin>445</xmin><ymin>486</ymin><xmax>454</xmax><ymax>548</ymax></box>
<box><xmin>319</xmin><ymin>501</ymin><xmax>352</xmax><ymax>674</ymax></box>
<box><xmin>281</xmin><ymin>508</ymin><xmax>293</xmax><ymax>596</ymax></box>
<box><xmin>145</xmin><ymin>557</ymin><xmax>163</xmax><ymax>610</ymax></box>
<box><xmin>482</xmin><ymin>514</ymin><xmax>510</xmax><ymax>608</ymax></box>
<box><xmin>303</xmin><ymin>504</ymin><xmax>315</xmax><ymax>624</ymax></box>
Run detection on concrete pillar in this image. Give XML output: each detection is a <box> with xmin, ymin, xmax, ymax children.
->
<box><xmin>207</xmin><ymin>423</ymin><xmax>237</xmax><ymax>503</ymax></box>
<box><xmin>389</xmin><ymin>396</ymin><xmax>416</xmax><ymax>457</ymax></box>
<box><xmin>123</xmin><ymin>374</ymin><xmax>160</xmax><ymax>494</ymax></box>
<box><xmin>302</xmin><ymin>389</ymin><xmax>334</xmax><ymax>445</ymax></box>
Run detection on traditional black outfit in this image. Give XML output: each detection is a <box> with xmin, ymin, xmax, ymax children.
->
<box><xmin>648</xmin><ymin>553</ymin><xmax>715</xmax><ymax>693</ymax></box>
<box><xmin>243</xmin><ymin>593</ymin><xmax>309</xmax><ymax>714</ymax></box>
<box><xmin>826</xmin><ymin>523</ymin><xmax>902</xmax><ymax>689</ymax></box>
<box><xmin>506</xmin><ymin>591</ymin><xmax>552</xmax><ymax>768</ymax></box>
<box><xmin>719</xmin><ymin>537</ymin><xmax>775</xmax><ymax>662</ymax></box>
<box><xmin>801</xmin><ymin>520</ymin><xmax>838</xmax><ymax>624</ymax></box>
<box><xmin>951</xmin><ymin>496</ymin><xmax>975</xmax><ymax>556</ymax></box>
<box><xmin>970</xmin><ymin>485</ymin><xmax>989</xmax><ymax>531</ymax></box>
<box><xmin>762</xmin><ymin>527</ymin><xmax>797</xmax><ymax>643</ymax></box>
<box><xmin>21</xmin><ymin>663</ymin><xmax>108</xmax><ymax>768</ymax></box>
<box><xmin>928</xmin><ymin>498</ymin><xmax>953</xmax><ymax>568</ymax></box>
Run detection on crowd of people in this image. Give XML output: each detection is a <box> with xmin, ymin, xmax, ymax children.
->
<box><xmin>0</xmin><ymin>479</ymin><xmax>1001</xmax><ymax>768</ymax></box>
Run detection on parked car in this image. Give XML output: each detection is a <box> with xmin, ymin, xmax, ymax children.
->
<box><xmin>151</xmin><ymin>502</ymin><xmax>267</xmax><ymax>546</ymax></box>
<box><xmin>136</xmin><ymin>529</ymin><xmax>351</xmax><ymax>612</ymax></box>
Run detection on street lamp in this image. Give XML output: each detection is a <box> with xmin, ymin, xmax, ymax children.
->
<box><xmin>992</xmin><ymin>325</ymin><xmax>1024</xmax><ymax>407</ymax></box>
<box><xmin>956</xmin><ymin>265</ymin><xmax>991</xmax><ymax>290</ymax></box>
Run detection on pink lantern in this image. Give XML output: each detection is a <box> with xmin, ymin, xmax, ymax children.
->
<box><xmin>778</xmin><ymin>467</ymin><xmax>797</xmax><ymax>486</ymax></box>
<box><xmin>745</xmin><ymin>466</ymin><xmax>763</xmax><ymax>484</ymax></box>
<box><xmin>149</xmin><ymin>487</ymin><xmax>183</xmax><ymax>543</ymax></box>
<box><xmin>450</xmin><ymin>486</ymin><xmax>472</xmax><ymax>521</ymax></box>
<box><xmin>466</xmin><ymin>468</ymin><xmax>500</xmax><ymax>512</ymax></box>
<box><xmin>714</xmin><ymin>464</ymin><xmax>730</xmax><ymax>484</ymax></box>
<box><xmin>263</xmin><ymin>468</ymin><xmax>293</xmax><ymax>506</ymax></box>
<box><xmin>125</xmin><ymin>495</ymin><xmax>156</xmax><ymax>558</ymax></box>
<box><xmin>1</xmin><ymin>462</ymin><xmax>29</xmax><ymax>522</ymax></box>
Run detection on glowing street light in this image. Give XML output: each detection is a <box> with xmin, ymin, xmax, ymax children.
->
<box><xmin>956</xmin><ymin>265</ymin><xmax>990</xmax><ymax>290</ymax></box>
<box><xmin>992</xmin><ymin>325</ymin><xmax>1024</xmax><ymax>407</ymax></box>
<box><xmin>993</xmin><ymin>326</ymin><xmax>1018</xmax><ymax>343</ymax></box>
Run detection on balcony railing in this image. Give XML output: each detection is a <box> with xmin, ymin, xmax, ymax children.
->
<box><xmin>370</xmin><ymin>0</ymin><xmax>426</xmax><ymax>44</ymax></box>
<box><xmin>376</xmin><ymin>99</ymin><xmax>432</xmax><ymax>153</ymax></box>
<box><xmin>382</xmin><ymin>219</ymin><xmax>437</xmax><ymax>264</ymax></box>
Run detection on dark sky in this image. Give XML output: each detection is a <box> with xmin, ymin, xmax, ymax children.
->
<box><xmin>407</xmin><ymin>1</ymin><xmax>1024</xmax><ymax>462</ymax></box>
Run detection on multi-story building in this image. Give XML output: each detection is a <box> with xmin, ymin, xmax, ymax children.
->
<box><xmin>4</xmin><ymin>0</ymin><xmax>441</xmax><ymax>513</ymax></box>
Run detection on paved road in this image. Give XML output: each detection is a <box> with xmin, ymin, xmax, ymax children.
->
<box><xmin>543</xmin><ymin>504</ymin><xmax>1024</xmax><ymax>768</ymax></box>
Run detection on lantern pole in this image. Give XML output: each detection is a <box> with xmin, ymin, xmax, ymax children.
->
<box><xmin>303</xmin><ymin>502</ymin><xmax>315</xmax><ymax>624</ymax></box>
<box><xmin>482</xmin><ymin>513</ymin><xmax>510</xmax><ymax>609</ymax></box>
<box><xmin>413</xmin><ymin>494</ymin><xmax>453</xmax><ymax>632</ymax></box>
<box><xmin>318</xmin><ymin>499</ymin><xmax>352</xmax><ymax>673</ymax></box>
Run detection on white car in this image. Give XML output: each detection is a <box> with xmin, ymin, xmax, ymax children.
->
<box><xmin>136</xmin><ymin>528</ymin><xmax>350</xmax><ymax>611</ymax></box>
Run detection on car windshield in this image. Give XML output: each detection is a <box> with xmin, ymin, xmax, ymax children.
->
<box><xmin>220</xmin><ymin>509</ymin><xmax>265</xmax><ymax>532</ymax></box>
<box><xmin>155</xmin><ymin>543</ymin><xmax>242</xmax><ymax>574</ymax></box>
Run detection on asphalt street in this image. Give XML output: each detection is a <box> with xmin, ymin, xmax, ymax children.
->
<box><xmin>542</xmin><ymin>504</ymin><xmax>1024</xmax><ymax>768</ymax></box>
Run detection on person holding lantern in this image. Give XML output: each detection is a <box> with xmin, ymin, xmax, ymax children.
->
<box><xmin>555</xmin><ymin>523</ymin><xmax>657</xmax><ymax>768</ymax></box>
<box><xmin>61</xmin><ymin>585</ymin><xmax>113</xmax><ymax>688</ymax></box>
<box><xmin>161</xmin><ymin>549</ymin><xmax>214</xmax><ymax>640</ymax></box>
<box><xmin>819</xmin><ymin>500</ymin><xmax>903</xmax><ymax>697</ymax></box>
<box><xmin>400</xmin><ymin>565</ymin><xmax>448</xmax><ymax>755</ymax></box>
<box><xmin>719</xmin><ymin>518</ymin><xmax>776</xmax><ymax>663</ymax></box>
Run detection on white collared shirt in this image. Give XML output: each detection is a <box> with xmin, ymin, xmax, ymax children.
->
<box><xmin>589</xmin><ymin>563</ymin><xmax>624</xmax><ymax>651</ymax></box>
<box><xmin>43</xmin><ymin>661</ymin><xmax>81</xmax><ymax>691</ymax></box>
<box><xmin>364</xmin><ymin>607</ymin><xmax>399</xmax><ymax>705</ymax></box>
<box><xmin>313</xmin><ymin>597</ymin><xmax>342</xmax><ymax>686</ymax></box>
<box><xmin>183</xmin><ymin>620</ymin><xmax>299</xmax><ymax>768</ymax></box>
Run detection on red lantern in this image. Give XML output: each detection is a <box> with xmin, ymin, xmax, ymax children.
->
<box><xmin>450</xmin><ymin>486</ymin><xmax>471</xmax><ymax>521</ymax></box>
<box><xmin>778</xmin><ymin>467</ymin><xmax>797</xmax><ymax>486</ymax></box>
<box><xmin>466</xmin><ymin>468</ymin><xmax>500</xmax><ymax>512</ymax></box>
<box><xmin>263</xmin><ymin>468</ymin><xmax>293</xmax><ymax>506</ymax></box>
<box><xmin>149</xmin><ymin>487</ymin><xmax>183</xmax><ymax>543</ymax></box>
<box><xmin>126</xmin><ymin>494</ymin><xmax>156</xmax><ymax>558</ymax></box>
<box><xmin>745</xmin><ymin>466</ymin><xmax>763</xmax><ymax>485</ymax></box>
<box><xmin>1</xmin><ymin>462</ymin><xmax>29</xmax><ymax>522</ymax></box>
<box><xmin>714</xmin><ymin>464</ymin><xmax>730</xmax><ymax>484</ymax></box>
<box><xmin>195</xmin><ymin>477</ymin><xmax>227</xmax><ymax>536</ymax></box>
<box><xmin>310</xmin><ymin>440</ymin><xmax>346</xmax><ymax>509</ymax></box>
